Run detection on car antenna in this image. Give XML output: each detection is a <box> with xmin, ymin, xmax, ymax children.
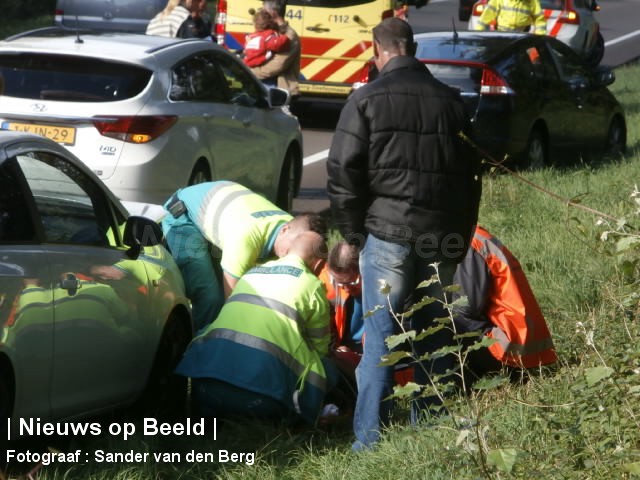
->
<box><xmin>452</xmin><ymin>17</ymin><xmax>459</xmax><ymax>42</ymax></box>
<box><xmin>74</xmin><ymin>16</ymin><xmax>84</xmax><ymax>44</ymax></box>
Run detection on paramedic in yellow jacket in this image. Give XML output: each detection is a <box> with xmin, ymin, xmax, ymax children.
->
<box><xmin>474</xmin><ymin>0</ymin><xmax>546</xmax><ymax>35</ymax></box>
<box><xmin>161</xmin><ymin>181</ymin><xmax>326</xmax><ymax>331</ymax></box>
<box><xmin>176</xmin><ymin>231</ymin><xmax>336</xmax><ymax>424</ymax></box>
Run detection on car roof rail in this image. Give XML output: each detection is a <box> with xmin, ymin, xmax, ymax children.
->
<box><xmin>145</xmin><ymin>38</ymin><xmax>216</xmax><ymax>55</ymax></box>
<box><xmin>4</xmin><ymin>26</ymin><xmax>93</xmax><ymax>42</ymax></box>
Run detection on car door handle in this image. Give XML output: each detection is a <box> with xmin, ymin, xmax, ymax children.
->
<box><xmin>60</xmin><ymin>273</ymin><xmax>80</xmax><ymax>296</ymax></box>
<box><xmin>306</xmin><ymin>25</ymin><xmax>330</xmax><ymax>33</ymax></box>
<box><xmin>232</xmin><ymin>114</ymin><xmax>251</xmax><ymax>127</ymax></box>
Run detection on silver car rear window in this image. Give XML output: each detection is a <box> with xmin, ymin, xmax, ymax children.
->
<box><xmin>0</xmin><ymin>54</ymin><xmax>152</xmax><ymax>102</ymax></box>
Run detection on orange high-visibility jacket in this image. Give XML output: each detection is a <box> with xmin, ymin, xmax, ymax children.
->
<box><xmin>319</xmin><ymin>265</ymin><xmax>351</xmax><ymax>347</ymax></box>
<box><xmin>453</xmin><ymin>226</ymin><xmax>557</xmax><ymax>368</ymax></box>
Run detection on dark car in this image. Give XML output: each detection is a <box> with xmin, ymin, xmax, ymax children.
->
<box><xmin>354</xmin><ymin>32</ymin><xmax>625</xmax><ymax>168</ymax></box>
<box><xmin>459</xmin><ymin>0</ymin><xmax>476</xmax><ymax>21</ymax></box>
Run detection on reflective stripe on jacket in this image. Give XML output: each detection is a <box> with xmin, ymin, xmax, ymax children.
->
<box><xmin>166</xmin><ymin>181</ymin><xmax>292</xmax><ymax>279</ymax></box>
<box><xmin>319</xmin><ymin>265</ymin><xmax>347</xmax><ymax>345</ymax></box>
<box><xmin>475</xmin><ymin>0</ymin><xmax>547</xmax><ymax>35</ymax></box>
<box><xmin>175</xmin><ymin>254</ymin><xmax>331</xmax><ymax>424</ymax></box>
<box><xmin>453</xmin><ymin>226</ymin><xmax>557</xmax><ymax>368</ymax></box>
<box><xmin>319</xmin><ymin>265</ymin><xmax>363</xmax><ymax>349</ymax></box>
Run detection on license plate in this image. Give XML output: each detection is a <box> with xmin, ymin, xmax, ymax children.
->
<box><xmin>2</xmin><ymin>121</ymin><xmax>76</xmax><ymax>146</ymax></box>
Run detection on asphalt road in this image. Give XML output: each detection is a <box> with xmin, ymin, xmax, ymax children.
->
<box><xmin>292</xmin><ymin>0</ymin><xmax>640</xmax><ymax>214</ymax></box>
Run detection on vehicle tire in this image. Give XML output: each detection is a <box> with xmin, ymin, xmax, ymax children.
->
<box><xmin>524</xmin><ymin>129</ymin><xmax>548</xmax><ymax>169</ymax></box>
<box><xmin>138</xmin><ymin>313</ymin><xmax>192</xmax><ymax>419</ymax></box>
<box><xmin>187</xmin><ymin>162</ymin><xmax>211</xmax><ymax>186</ymax></box>
<box><xmin>0</xmin><ymin>368</ymin><xmax>12</xmax><ymax>442</ymax></box>
<box><xmin>0</xmin><ymin>364</ymin><xmax>14</xmax><ymax>445</ymax></box>
<box><xmin>276</xmin><ymin>149</ymin><xmax>298</xmax><ymax>212</ymax></box>
<box><xmin>604</xmin><ymin>116</ymin><xmax>627</xmax><ymax>158</ymax></box>
<box><xmin>586</xmin><ymin>32</ymin><xmax>605</xmax><ymax>68</ymax></box>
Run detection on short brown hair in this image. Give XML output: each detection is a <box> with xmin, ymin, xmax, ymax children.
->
<box><xmin>328</xmin><ymin>241</ymin><xmax>359</xmax><ymax>275</ymax></box>
<box><xmin>253</xmin><ymin>9</ymin><xmax>275</xmax><ymax>31</ymax></box>
<box><xmin>289</xmin><ymin>212</ymin><xmax>327</xmax><ymax>238</ymax></box>
<box><xmin>372</xmin><ymin>17</ymin><xmax>415</xmax><ymax>55</ymax></box>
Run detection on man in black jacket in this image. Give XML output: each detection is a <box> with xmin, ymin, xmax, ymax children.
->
<box><xmin>327</xmin><ymin>17</ymin><xmax>481</xmax><ymax>451</ymax></box>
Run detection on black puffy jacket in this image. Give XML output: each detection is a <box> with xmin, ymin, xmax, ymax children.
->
<box><xmin>327</xmin><ymin>55</ymin><xmax>481</xmax><ymax>262</ymax></box>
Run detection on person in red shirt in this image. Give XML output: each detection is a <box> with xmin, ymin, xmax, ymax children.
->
<box><xmin>243</xmin><ymin>9</ymin><xmax>290</xmax><ymax>74</ymax></box>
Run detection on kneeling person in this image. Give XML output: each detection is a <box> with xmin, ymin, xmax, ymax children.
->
<box><xmin>175</xmin><ymin>231</ymin><xmax>335</xmax><ymax>425</ymax></box>
<box><xmin>453</xmin><ymin>225</ymin><xmax>558</xmax><ymax>378</ymax></box>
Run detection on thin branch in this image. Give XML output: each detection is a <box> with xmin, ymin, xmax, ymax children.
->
<box><xmin>459</xmin><ymin>132</ymin><xmax>620</xmax><ymax>223</ymax></box>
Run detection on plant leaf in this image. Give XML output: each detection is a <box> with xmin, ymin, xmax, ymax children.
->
<box><xmin>616</xmin><ymin>236</ymin><xmax>640</xmax><ymax>253</ymax></box>
<box><xmin>388</xmin><ymin>381</ymin><xmax>421</xmax><ymax>400</ymax></box>
<box><xmin>443</xmin><ymin>284</ymin><xmax>462</xmax><ymax>293</ymax></box>
<box><xmin>487</xmin><ymin>448</ymin><xmax>519</xmax><ymax>473</ymax></box>
<box><xmin>448</xmin><ymin>296</ymin><xmax>469</xmax><ymax>309</ymax></box>
<box><xmin>379</xmin><ymin>350</ymin><xmax>412</xmax><ymax>367</ymax></box>
<box><xmin>585</xmin><ymin>366</ymin><xmax>614</xmax><ymax>386</ymax></box>
<box><xmin>415</xmin><ymin>324</ymin><xmax>445</xmax><ymax>341</ymax></box>
<box><xmin>385</xmin><ymin>331</ymin><xmax>416</xmax><ymax>349</ymax></box>
<box><xmin>465</xmin><ymin>335</ymin><xmax>498</xmax><ymax>352</ymax></box>
<box><xmin>473</xmin><ymin>376</ymin><xmax>509</xmax><ymax>391</ymax></box>
<box><xmin>416</xmin><ymin>274</ymin><xmax>439</xmax><ymax>289</ymax></box>
<box><xmin>363</xmin><ymin>304</ymin><xmax>384</xmax><ymax>318</ymax></box>
<box><xmin>378</xmin><ymin>279</ymin><xmax>391</xmax><ymax>295</ymax></box>
<box><xmin>628</xmin><ymin>385</ymin><xmax>640</xmax><ymax>395</ymax></box>
<box><xmin>455</xmin><ymin>429</ymin><xmax>470</xmax><ymax>446</ymax></box>
<box><xmin>404</xmin><ymin>296</ymin><xmax>436</xmax><ymax>318</ymax></box>
<box><xmin>429</xmin><ymin>344</ymin><xmax>462</xmax><ymax>360</ymax></box>
<box><xmin>453</xmin><ymin>330</ymin><xmax>484</xmax><ymax>340</ymax></box>
<box><xmin>622</xmin><ymin>462</ymin><xmax>640</xmax><ymax>474</ymax></box>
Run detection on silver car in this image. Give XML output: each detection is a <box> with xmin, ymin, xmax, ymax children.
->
<box><xmin>0</xmin><ymin>29</ymin><xmax>303</xmax><ymax>210</ymax></box>
<box><xmin>0</xmin><ymin>131</ymin><xmax>192</xmax><ymax>438</ymax></box>
<box><xmin>468</xmin><ymin>0</ymin><xmax>603</xmax><ymax>67</ymax></box>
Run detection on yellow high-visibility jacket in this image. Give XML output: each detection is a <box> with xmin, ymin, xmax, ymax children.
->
<box><xmin>475</xmin><ymin>0</ymin><xmax>547</xmax><ymax>35</ymax></box>
<box><xmin>175</xmin><ymin>254</ymin><xmax>331</xmax><ymax>424</ymax></box>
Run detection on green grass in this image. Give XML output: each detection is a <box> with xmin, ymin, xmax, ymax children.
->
<box><xmin>0</xmin><ymin>15</ymin><xmax>53</xmax><ymax>39</ymax></box>
<box><xmin>3</xmin><ymin>16</ymin><xmax>640</xmax><ymax>479</ymax></box>
<box><xmin>11</xmin><ymin>62</ymin><xmax>636</xmax><ymax>480</ymax></box>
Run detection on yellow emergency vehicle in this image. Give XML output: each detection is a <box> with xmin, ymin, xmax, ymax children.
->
<box><xmin>215</xmin><ymin>0</ymin><xmax>400</xmax><ymax>97</ymax></box>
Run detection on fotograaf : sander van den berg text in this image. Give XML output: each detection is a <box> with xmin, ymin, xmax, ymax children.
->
<box><xmin>5</xmin><ymin>448</ymin><xmax>256</xmax><ymax>466</ymax></box>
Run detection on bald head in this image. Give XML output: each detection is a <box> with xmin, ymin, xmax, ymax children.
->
<box><xmin>288</xmin><ymin>231</ymin><xmax>327</xmax><ymax>274</ymax></box>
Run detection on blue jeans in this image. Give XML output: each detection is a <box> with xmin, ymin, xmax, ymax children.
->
<box><xmin>192</xmin><ymin>378</ymin><xmax>290</xmax><ymax>419</ymax></box>
<box><xmin>192</xmin><ymin>357</ymin><xmax>339</xmax><ymax>422</ymax></box>
<box><xmin>162</xmin><ymin>214</ymin><xmax>224</xmax><ymax>333</ymax></box>
<box><xmin>353</xmin><ymin>234</ymin><xmax>457</xmax><ymax>450</ymax></box>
